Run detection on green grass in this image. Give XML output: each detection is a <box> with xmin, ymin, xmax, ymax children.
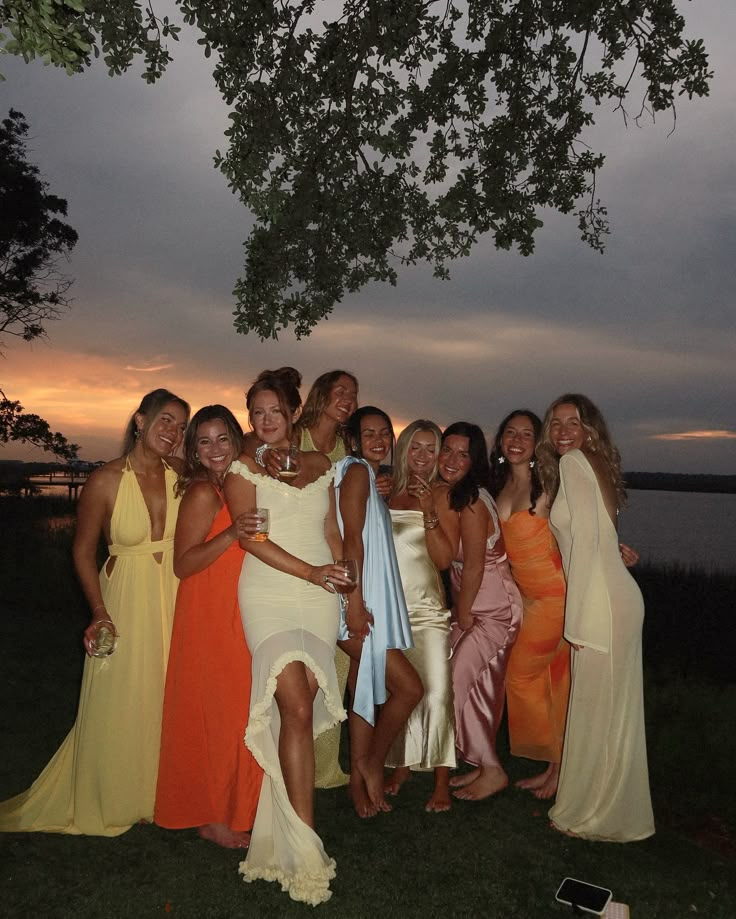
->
<box><xmin>1</xmin><ymin>498</ymin><xmax>734</xmax><ymax>918</ymax></box>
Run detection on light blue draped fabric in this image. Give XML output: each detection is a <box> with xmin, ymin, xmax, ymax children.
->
<box><xmin>334</xmin><ymin>457</ymin><xmax>413</xmax><ymax>724</ymax></box>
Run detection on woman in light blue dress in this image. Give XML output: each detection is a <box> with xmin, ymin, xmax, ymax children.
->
<box><xmin>335</xmin><ymin>406</ymin><xmax>423</xmax><ymax>817</ymax></box>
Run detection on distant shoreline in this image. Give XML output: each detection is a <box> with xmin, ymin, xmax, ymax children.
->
<box><xmin>625</xmin><ymin>472</ymin><xmax>736</xmax><ymax>494</ymax></box>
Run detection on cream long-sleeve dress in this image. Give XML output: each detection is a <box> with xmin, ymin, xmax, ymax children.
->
<box><xmin>548</xmin><ymin>450</ymin><xmax>654</xmax><ymax>842</ymax></box>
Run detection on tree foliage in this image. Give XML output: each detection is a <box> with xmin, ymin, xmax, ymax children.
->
<box><xmin>1</xmin><ymin>2</ymin><xmax>711</xmax><ymax>339</ymax></box>
<box><xmin>1</xmin><ymin>108</ymin><xmax>79</xmax><ymax>343</ymax></box>
<box><xmin>0</xmin><ymin>387</ymin><xmax>79</xmax><ymax>460</ymax></box>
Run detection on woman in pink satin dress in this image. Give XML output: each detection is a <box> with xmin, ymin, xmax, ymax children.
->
<box><xmin>439</xmin><ymin>422</ymin><xmax>523</xmax><ymax>801</ymax></box>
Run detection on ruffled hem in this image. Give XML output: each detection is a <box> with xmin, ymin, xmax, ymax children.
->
<box><xmin>238</xmin><ymin>857</ymin><xmax>337</xmax><ymax>906</ymax></box>
<box><xmin>245</xmin><ymin>650</ymin><xmax>347</xmax><ymax>791</ymax></box>
<box><xmin>228</xmin><ymin>460</ymin><xmax>334</xmax><ymax>497</ymax></box>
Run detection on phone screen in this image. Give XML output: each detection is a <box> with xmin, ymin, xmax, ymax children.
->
<box><xmin>556</xmin><ymin>878</ymin><xmax>612</xmax><ymax>914</ymax></box>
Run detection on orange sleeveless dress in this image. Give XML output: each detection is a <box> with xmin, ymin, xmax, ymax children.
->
<box><xmin>155</xmin><ymin>500</ymin><xmax>262</xmax><ymax>831</ymax></box>
<box><xmin>501</xmin><ymin>512</ymin><xmax>570</xmax><ymax>763</ymax></box>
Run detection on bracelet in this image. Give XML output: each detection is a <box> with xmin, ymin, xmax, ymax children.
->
<box><xmin>92</xmin><ymin>604</ymin><xmax>106</xmax><ymax>613</ymax></box>
<box><xmin>424</xmin><ymin>515</ymin><xmax>440</xmax><ymax>530</ymax></box>
<box><xmin>255</xmin><ymin>444</ymin><xmax>269</xmax><ymax>467</ymax></box>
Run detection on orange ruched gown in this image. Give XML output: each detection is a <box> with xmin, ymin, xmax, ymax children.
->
<box><xmin>501</xmin><ymin>511</ymin><xmax>570</xmax><ymax>763</ymax></box>
<box><xmin>155</xmin><ymin>501</ymin><xmax>262</xmax><ymax>831</ymax></box>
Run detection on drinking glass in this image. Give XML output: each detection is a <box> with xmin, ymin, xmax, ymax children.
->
<box><xmin>247</xmin><ymin>508</ymin><xmax>270</xmax><ymax>541</ymax></box>
<box><xmin>332</xmin><ymin>559</ymin><xmax>358</xmax><ymax>594</ymax></box>
<box><xmin>89</xmin><ymin>620</ymin><xmax>118</xmax><ymax>658</ymax></box>
<box><xmin>277</xmin><ymin>445</ymin><xmax>300</xmax><ymax>480</ymax></box>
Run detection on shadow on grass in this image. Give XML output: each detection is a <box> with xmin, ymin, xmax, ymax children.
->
<box><xmin>0</xmin><ymin>499</ymin><xmax>734</xmax><ymax>917</ymax></box>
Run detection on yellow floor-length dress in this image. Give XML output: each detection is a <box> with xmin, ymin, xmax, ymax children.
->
<box><xmin>0</xmin><ymin>459</ymin><xmax>180</xmax><ymax>836</ymax></box>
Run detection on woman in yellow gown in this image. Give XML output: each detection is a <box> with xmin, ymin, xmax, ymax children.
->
<box><xmin>0</xmin><ymin>389</ymin><xmax>189</xmax><ymax>836</ymax></box>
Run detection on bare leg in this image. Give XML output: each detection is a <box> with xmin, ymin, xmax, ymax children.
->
<box><xmin>273</xmin><ymin>660</ymin><xmax>318</xmax><ymax>828</ymax></box>
<box><xmin>198</xmin><ymin>824</ymin><xmax>251</xmax><ymax>849</ymax></box>
<box><xmin>385</xmin><ymin>766</ymin><xmax>411</xmax><ymax>796</ymax></box>
<box><xmin>425</xmin><ymin>767</ymin><xmax>451</xmax><ymax>812</ymax></box>
<box><xmin>452</xmin><ymin>764</ymin><xmax>508</xmax><ymax>801</ymax></box>
<box><xmin>339</xmin><ymin>650</ymin><xmax>377</xmax><ymax>818</ymax></box>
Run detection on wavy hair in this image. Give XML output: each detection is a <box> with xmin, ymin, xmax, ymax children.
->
<box><xmin>344</xmin><ymin>406</ymin><xmax>395</xmax><ymax>464</ymax></box>
<box><xmin>488</xmin><ymin>409</ymin><xmax>543</xmax><ymax>514</ymax></box>
<box><xmin>537</xmin><ymin>393</ymin><xmax>627</xmax><ymax>507</ymax></box>
<box><xmin>175</xmin><ymin>404</ymin><xmax>243</xmax><ymax>497</ymax></box>
<box><xmin>246</xmin><ymin>367</ymin><xmax>302</xmax><ymax>441</ymax></box>
<box><xmin>299</xmin><ymin>369</ymin><xmax>359</xmax><ymax>432</ymax></box>
<box><xmin>441</xmin><ymin>421</ymin><xmax>491</xmax><ymax>512</ymax></box>
<box><xmin>392</xmin><ymin>419</ymin><xmax>442</xmax><ymax>497</ymax></box>
<box><xmin>121</xmin><ymin>388</ymin><xmax>190</xmax><ymax>455</ymax></box>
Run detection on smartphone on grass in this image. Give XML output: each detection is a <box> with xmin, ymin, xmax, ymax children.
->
<box><xmin>555</xmin><ymin>878</ymin><xmax>612</xmax><ymax>915</ymax></box>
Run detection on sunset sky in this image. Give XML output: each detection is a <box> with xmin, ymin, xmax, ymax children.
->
<box><xmin>2</xmin><ymin>1</ymin><xmax>734</xmax><ymax>474</ymax></box>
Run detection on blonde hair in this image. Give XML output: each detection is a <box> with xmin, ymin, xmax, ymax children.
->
<box><xmin>392</xmin><ymin>420</ymin><xmax>442</xmax><ymax>497</ymax></box>
<box><xmin>537</xmin><ymin>393</ymin><xmax>627</xmax><ymax>507</ymax></box>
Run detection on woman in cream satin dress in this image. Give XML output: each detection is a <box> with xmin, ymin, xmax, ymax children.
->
<box><xmin>225</xmin><ymin>368</ymin><xmax>352</xmax><ymax>905</ymax></box>
<box><xmin>538</xmin><ymin>394</ymin><xmax>654</xmax><ymax>842</ymax></box>
<box><xmin>384</xmin><ymin>420</ymin><xmax>457</xmax><ymax>811</ymax></box>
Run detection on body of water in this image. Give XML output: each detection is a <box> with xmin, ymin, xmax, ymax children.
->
<box><xmin>26</xmin><ymin>484</ymin><xmax>736</xmax><ymax>574</ymax></box>
<box><xmin>619</xmin><ymin>489</ymin><xmax>736</xmax><ymax>574</ymax></box>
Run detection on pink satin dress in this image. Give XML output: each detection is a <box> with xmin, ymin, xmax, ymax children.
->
<box><xmin>449</xmin><ymin>490</ymin><xmax>523</xmax><ymax>768</ymax></box>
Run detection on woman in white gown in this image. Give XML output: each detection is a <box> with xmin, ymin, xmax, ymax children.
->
<box><xmin>537</xmin><ymin>394</ymin><xmax>654</xmax><ymax>842</ymax></box>
<box><xmin>224</xmin><ymin>368</ymin><xmax>352</xmax><ymax>905</ymax></box>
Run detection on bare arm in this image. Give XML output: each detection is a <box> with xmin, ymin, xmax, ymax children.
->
<box><xmin>412</xmin><ymin>477</ymin><xmax>456</xmax><ymax>571</ymax></box>
<box><xmin>72</xmin><ymin>465</ymin><xmax>117</xmax><ymax>652</ymax></box>
<box><xmin>454</xmin><ymin>498</ymin><xmax>491</xmax><ymax>631</ymax></box>
<box><xmin>338</xmin><ymin>462</ymin><xmax>373</xmax><ymax>638</ymax></box>
<box><xmin>324</xmin><ymin>484</ymin><xmax>344</xmax><ymax>561</ymax></box>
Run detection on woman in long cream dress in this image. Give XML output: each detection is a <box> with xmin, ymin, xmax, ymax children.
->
<box><xmin>489</xmin><ymin>409</ymin><xmax>570</xmax><ymax>800</ymax></box>
<box><xmin>155</xmin><ymin>405</ymin><xmax>263</xmax><ymax>848</ymax></box>
<box><xmin>439</xmin><ymin>422</ymin><xmax>523</xmax><ymax>801</ymax></box>
<box><xmin>538</xmin><ymin>394</ymin><xmax>654</xmax><ymax>842</ymax></box>
<box><xmin>224</xmin><ymin>368</ymin><xmax>352</xmax><ymax>905</ymax></box>
<box><xmin>0</xmin><ymin>389</ymin><xmax>189</xmax><ymax>836</ymax></box>
<box><xmin>384</xmin><ymin>420</ymin><xmax>457</xmax><ymax>812</ymax></box>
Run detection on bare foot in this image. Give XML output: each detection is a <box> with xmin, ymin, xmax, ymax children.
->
<box><xmin>449</xmin><ymin>767</ymin><xmax>480</xmax><ymax>788</ymax></box>
<box><xmin>453</xmin><ymin>766</ymin><xmax>508</xmax><ymax>801</ymax></box>
<box><xmin>385</xmin><ymin>767</ymin><xmax>411</xmax><ymax>796</ymax></box>
<box><xmin>355</xmin><ymin>755</ymin><xmax>392</xmax><ymax>813</ymax></box>
<box><xmin>532</xmin><ymin>763</ymin><xmax>560</xmax><ymax>800</ymax></box>
<box><xmin>198</xmin><ymin>823</ymin><xmax>251</xmax><ymax>849</ymax></box>
<box><xmin>348</xmin><ymin>775</ymin><xmax>377</xmax><ymax>818</ymax></box>
<box><xmin>516</xmin><ymin>762</ymin><xmax>555</xmax><ymax>792</ymax></box>
<box><xmin>425</xmin><ymin>788</ymin><xmax>451</xmax><ymax>813</ymax></box>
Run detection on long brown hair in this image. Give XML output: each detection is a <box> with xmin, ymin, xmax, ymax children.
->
<box><xmin>175</xmin><ymin>405</ymin><xmax>243</xmax><ymax>497</ymax></box>
<box><xmin>537</xmin><ymin>393</ymin><xmax>627</xmax><ymax>507</ymax></box>
<box><xmin>299</xmin><ymin>369</ymin><xmax>358</xmax><ymax>431</ymax></box>
<box><xmin>246</xmin><ymin>367</ymin><xmax>303</xmax><ymax>442</ymax></box>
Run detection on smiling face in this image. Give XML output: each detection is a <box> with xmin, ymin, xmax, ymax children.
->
<box><xmin>249</xmin><ymin>389</ymin><xmax>291</xmax><ymax>446</ymax></box>
<box><xmin>500</xmin><ymin>414</ymin><xmax>537</xmax><ymax>466</ymax></box>
<box><xmin>407</xmin><ymin>430</ymin><xmax>438</xmax><ymax>478</ymax></box>
<box><xmin>324</xmin><ymin>374</ymin><xmax>358</xmax><ymax>427</ymax></box>
<box><xmin>438</xmin><ymin>434</ymin><xmax>472</xmax><ymax>485</ymax></box>
<box><xmin>139</xmin><ymin>401</ymin><xmax>188</xmax><ymax>456</ymax></box>
<box><xmin>194</xmin><ymin>418</ymin><xmax>235</xmax><ymax>478</ymax></box>
<box><xmin>549</xmin><ymin>402</ymin><xmax>588</xmax><ymax>456</ymax></box>
<box><xmin>358</xmin><ymin>413</ymin><xmax>392</xmax><ymax>469</ymax></box>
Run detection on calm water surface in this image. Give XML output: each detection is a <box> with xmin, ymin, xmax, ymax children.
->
<box><xmin>619</xmin><ymin>490</ymin><xmax>736</xmax><ymax>574</ymax></box>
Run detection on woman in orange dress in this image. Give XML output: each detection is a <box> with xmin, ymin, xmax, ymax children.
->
<box><xmin>489</xmin><ymin>409</ymin><xmax>570</xmax><ymax>800</ymax></box>
<box><xmin>155</xmin><ymin>405</ymin><xmax>263</xmax><ymax>848</ymax></box>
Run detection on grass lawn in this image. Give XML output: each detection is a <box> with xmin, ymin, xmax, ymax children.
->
<box><xmin>1</xmin><ymin>498</ymin><xmax>734</xmax><ymax>918</ymax></box>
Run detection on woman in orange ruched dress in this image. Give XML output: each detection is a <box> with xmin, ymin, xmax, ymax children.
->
<box><xmin>155</xmin><ymin>406</ymin><xmax>263</xmax><ymax>848</ymax></box>
<box><xmin>489</xmin><ymin>410</ymin><xmax>570</xmax><ymax>800</ymax></box>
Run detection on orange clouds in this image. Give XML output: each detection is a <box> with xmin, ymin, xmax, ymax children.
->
<box><xmin>651</xmin><ymin>430</ymin><xmax>736</xmax><ymax>442</ymax></box>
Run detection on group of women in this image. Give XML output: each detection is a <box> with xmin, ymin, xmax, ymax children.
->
<box><xmin>0</xmin><ymin>371</ymin><xmax>655</xmax><ymax>907</ymax></box>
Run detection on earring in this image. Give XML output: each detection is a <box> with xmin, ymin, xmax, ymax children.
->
<box><xmin>135</xmin><ymin>427</ymin><xmax>142</xmax><ymax>440</ymax></box>
<box><xmin>194</xmin><ymin>451</ymin><xmax>200</xmax><ymax>461</ymax></box>
<box><xmin>497</xmin><ymin>455</ymin><xmax>505</xmax><ymax>465</ymax></box>
<box><xmin>529</xmin><ymin>460</ymin><xmax>536</xmax><ymax>469</ymax></box>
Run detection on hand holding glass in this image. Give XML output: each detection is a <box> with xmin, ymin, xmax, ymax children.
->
<box><xmin>246</xmin><ymin>508</ymin><xmax>270</xmax><ymax>541</ymax></box>
<box><xmin>332</xmin><ymin>559</ymin><xmax>358</xmax><ymax>594</ymax></box>
<box><xmin>89</xmin><ymin>619</ymin><xmax>118</xmax><ymax>658</ymax></box>
<box><xmin>277</xmin><ymin>445</ymin><xmax>300</xmax><ymax>480</ymax></box>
